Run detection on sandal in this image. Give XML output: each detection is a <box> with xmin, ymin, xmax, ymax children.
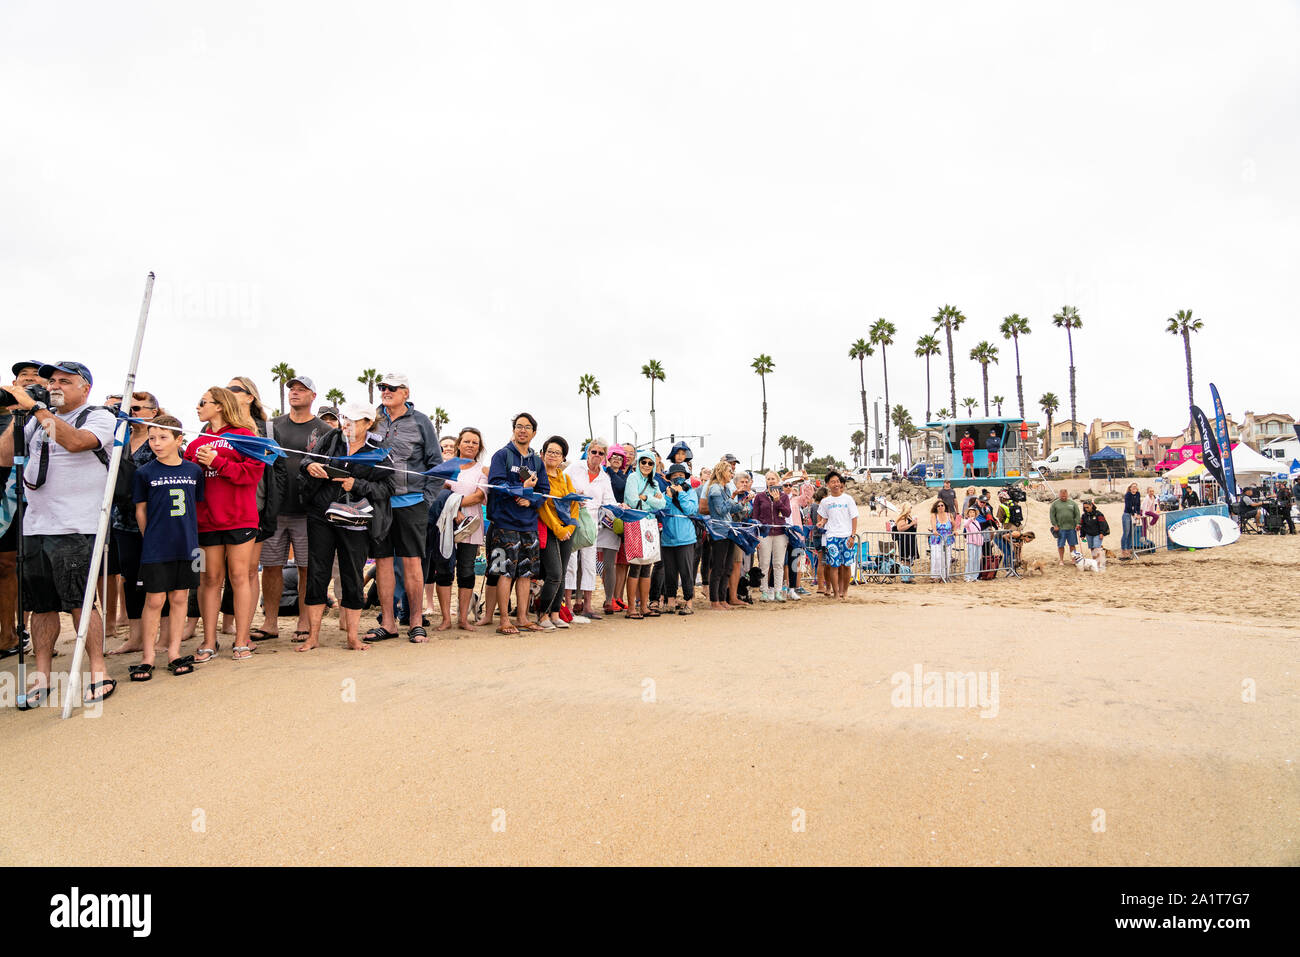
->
<box><xmin>18</xmin><ymin>686</ymin><xmax>48</xmax><ymax>711</ymax></box>
<box><xmin>518</xmin><ymin>622</ymin><xmax>545</xmax><ymax>632</ymax></box>
<box><xmin>626</xmin><ymin>612</ymin><xmax>645</xmax><ymax>620</ymax></box>
<box><xmin>231</xmin><ymin>645</ymin><xmax>253</xmax><ymax>661</ymax></box>
<box><xmin>128</xmin><ymin>664</ymin><xmax>154</xmax><ymax>682</ymax></box>
<box><xmin>193</xmin><ymin>646</ymin><xmax>219</xmax><ymax>664</ymax></box>
<box><xmin>496</xmin><ymin>624</ymin><xmax>520</xmax><ymax>636</ymax></box>
<box><xmin>408</xmin><ymin>625</ymin><xmax>428</xmax><ymax>643</ymax></box>
<box><xmin>646</xmin><ymin>608</ymin><xmax>661</xmax><ymax>618</ymax></box>
<box><xmin>363</xmin><ymin>626</ymin><xmax>399</xmax><ymax>643</ymax></box>
<box><xmin>83</xmin><ymin>678</ymin><xmax>117</xmax><ymax>704</ymax></box>
<box><xmin>167</xmin><ymin>655</ymin><xmax>196</xmax><ymax>676</ymax></box>
<box><xmin>290</xmin><ymin>630</ymin><xmax>311</xmax><ymax>643</ymax></box>
<box><xmin>678</xmin><ymin>606</ymin><xmax>695</xmax><ymax>615</ymax></box>
<box><xmin>250</xmin><ymin>628</ymin><xmax>279</xmax><ymax>641</ymax></box>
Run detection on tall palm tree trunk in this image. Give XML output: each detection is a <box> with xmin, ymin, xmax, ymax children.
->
<box><xmin>760</xmin><ymin>376</ymin><xmax>768</xmax><ymax>471</ymax></box>
<box><xmin>945</xmin><ymin>324</ymin><xmax>957</xmax><ymax>420</ymax></box>
<box><xmin>649</xmin><ymin>381</ymin><xmax>656</xmax><ymax>450</ymax></box>
<box><xmin>1183</xmin><ymin>331</ymin><xmax>1194</xmax><ymax>428</ymax></box>
<box><xmin>858</xmin><ymin>360</ymin><xmax>870</xmax><ymax>460</ymax></box>
<box><xmin>586</xmin><ymin>395</ymin><xmax>594</xmax><ymax>440</ymax></box>
<box><xmin>981</xmin><ymin>366</ymin><xmax>990</xmax><ymax>416</ymax></box>
<box><xmin>1045</xmin><ymin>412</ymin><xmax>1054</xmax><ymax>455</ymax></box>
<box><xmin>1013</xmin><ymin>337</ymin><xmax>1024</xmax><ymax>420</ymax></box>
<box><xmin>881</xmin><ymin>350</ymin><xmax>891</xmax><ymax>460</ymax></box>
<box><xmin>1066</xmin><ymin>328</ymin><xmax>1078</xmax><ymax>448</ymax></box>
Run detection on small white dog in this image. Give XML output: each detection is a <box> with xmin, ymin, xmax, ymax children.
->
<box><xmin>1072</xmin><ymin>551</ymin><xmax>1102</xmax><ymax>573</ymax></box>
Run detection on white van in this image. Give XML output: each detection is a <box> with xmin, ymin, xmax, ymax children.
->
<box><xmin>849</xmin><ymin>466</ymin><xmax>896</xmax><ymax>483</ymax></box>
<box><xmin>1032</xmin><ymin>447</ymin><xmax>1087</xmax><ymax>475</ymax></box>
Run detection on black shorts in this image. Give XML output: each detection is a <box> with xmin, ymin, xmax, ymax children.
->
<box><xmin>371</xmin><ymin>503</ymin><xmax>429</xmax><ymax>560</ymax></box>
<box><xmin>141</xmin><ymin>560</ymin><xmax>200</xmax><ymax>593</ymax></box>
<box><xmin>22</xmin><ymin>534</ymin><xmax>95</xmax><ymax>614</ymax></box>
<box><xmin>426</xmin><ymin>540</ymin><xmax>479</xmax><ymax>588</ymax></box>
<box><xmin>198</xmin><ymin>527</ymin><xmax>258</xmax><ymax>547</ymax></box>
<box><xmin>486</xmin><ymin>528</ymin><xmax>540</xmax><ymax>581</ymax></box>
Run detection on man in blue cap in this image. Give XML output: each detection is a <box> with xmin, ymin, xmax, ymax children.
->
<box><xmin>0</xmin><ymin>361</ymin><xmax>119</xmax><ymax>705</ymax></box>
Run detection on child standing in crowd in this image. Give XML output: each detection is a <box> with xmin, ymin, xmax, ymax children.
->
<box><xmin>816</xmin><ymin>471</ymin><xmax>857</xmax><ymax>599</ymax></box>
<box><xmin>660</xmin><ymin>461</ymin><xmax>699</xmax><ymax>614</ymax></box>
<box><xmin>623</xmin><ymin>450</ymin><xmax>666</xmax><ymax>619</ymax></box>
<box><xmin>131</xmin><ymin>415</ymin><xmax>203</xmax><ymax>680</ymax></box>
<box><xmin>962</xmin><ymin>507</ymin><xmax>984</xmax><ymax>581</ymax></box>
<box><xmin>186</xmin><ymin>386</ymin><xmax>265</xmax><ymax>662</ymax></box>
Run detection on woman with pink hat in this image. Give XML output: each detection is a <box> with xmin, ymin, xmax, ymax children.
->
<box><xmin>599</xmin><ymin>444</ymin><xmax>631</xmax><ymax>614</ymax></box>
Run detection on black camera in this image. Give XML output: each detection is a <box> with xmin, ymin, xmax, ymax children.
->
<box><xmin>0</xmin><ymin>383</ymin><xmax>50</xmax><ymax>410</ymax></box>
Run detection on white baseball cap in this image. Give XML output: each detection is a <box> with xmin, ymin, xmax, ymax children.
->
<box><xmin>379</xmin><ymin>372</ymin><xmax>410</xmax><ymax>389</ymax></box>
<box><xmin>339</xmin><ymin>400</ymin><xmax>377</xmax><ymax>423</ymax></box>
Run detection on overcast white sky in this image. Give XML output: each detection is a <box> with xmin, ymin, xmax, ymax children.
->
<box><xmin>3</xmin><ymin>1</ymin><xmax>1296</xmax><ymax>466</ymax></box>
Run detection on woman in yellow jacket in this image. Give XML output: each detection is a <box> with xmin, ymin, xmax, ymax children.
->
<box><xmin>536</xmin><ymin>435</ymin><xmax>581</xmax><ymax>631</ymax></box>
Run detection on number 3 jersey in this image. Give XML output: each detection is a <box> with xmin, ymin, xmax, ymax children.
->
<box><xmin>132</xmin><ymin>459</ymin><xmax>206</xmax><ymax>564</ymax></box>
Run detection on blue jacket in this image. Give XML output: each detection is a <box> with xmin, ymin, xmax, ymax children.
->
<box><xmin>706</xmin><ymin>483</ymin><xmax>748</xmax><ymax>540</ymax></box>
<box><xmin>623</xmin><ymin>471</ymin><xmax>666</xmax><ymax>512</ymax></box>
<box><xmin>486</xmin><ymin>443</ymin><xmax>550</xmax><ymax>532</ymax></box>
<box><xmin>374</xmin><ymin>401</ymin><xmax>444</xmax><ymax>503</ymax></box>
<box><xmin>661</xmin><ymin>482</ymin><xmax>699</xmax><ymax>547</ymax></box>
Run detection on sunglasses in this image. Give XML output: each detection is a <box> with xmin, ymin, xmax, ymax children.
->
<box><xmin>378</xmin><ymin>383</ymin><xmax>402</xmax><ymax>393</ymax></box>
<box><xmin>197</xmin><ymin>399</ymin><xmax>217</xmax><ymax>407</ymax></box>
<box><xmin>227</xmin><ymin>385</ymin><xmax>249</xmax><ymax>395</ymax></box>
<box><xmin>130</xmin><ymin>405</ymin><xmax>155</xmax><ymax>413</ymax></box>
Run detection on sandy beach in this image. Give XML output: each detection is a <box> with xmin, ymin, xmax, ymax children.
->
<box><xmin>1</xmin><ymin>500</ymin><xmax>1296</xmax><ymax>866</ymax></box>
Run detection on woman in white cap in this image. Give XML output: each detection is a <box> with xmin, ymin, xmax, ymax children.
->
<box><xmin>622</xmin><ymin>450</ymin><xmax>666</xmax><ymax>618</ymax></box>
<box><xmin>297</xmin><ymin>401</ymin><xmax>394</xmax><ymax>651</ymax></box>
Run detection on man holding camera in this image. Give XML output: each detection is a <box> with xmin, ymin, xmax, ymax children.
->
<box><xmin>0</xmin><ymin>361</ymin><xmax>118</xmax><ymax>706</ymax></box>
<box><xmin>0</xmin><ymin>361</ymin><xmax>47</xmax><ymax>657</ymax></box>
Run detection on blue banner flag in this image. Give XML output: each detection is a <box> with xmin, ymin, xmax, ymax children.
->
<box><xmin>1209</xmin><ymin>383</ymin><xmax>1236</xmax><ymax>501</ymax></box>
<box><xmin>601</xmin><ymin>504</ymin><xmax>654</xmax><ymax>523</ymax></box>
<box><xmin>421</xmin><ymin>455</ymin><xmax>471</xmax><ymax>478</ymax></box>
<box><xmin>1191</xmin><ymin>405</ymin><xmax>1228</xmax><ymax>496</ymax></box>
<box><xmin>221</xmin><ymin>432</ymin><xmax>287</xmax><ymax>464</ymax></box>
<box><xmin>336</xmin><ymin>445</ymin><xmax>392</xmax><ymax>465</ymax></box>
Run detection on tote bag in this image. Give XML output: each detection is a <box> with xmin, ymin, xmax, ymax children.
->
<box><xmin>572</xmin><ymin>505</ymin><xmax>597</xmax><ymax>550</ymax></box>
<box><xmin>622</xmin><ymin>517</ymin><xmax>660</xmax><ymax>565</ymax></box>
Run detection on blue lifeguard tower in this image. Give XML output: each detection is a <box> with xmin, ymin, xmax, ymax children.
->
<box><xmin>923</xmin><ymin>417</ymin><xmax>1037</xmax><ymax>488</ymax></box>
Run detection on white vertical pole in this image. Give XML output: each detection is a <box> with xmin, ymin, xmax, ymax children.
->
<box><xmin>62</xmin><ymin>272</ymin><xmax>155</xmax><ymax>718</ymax></box>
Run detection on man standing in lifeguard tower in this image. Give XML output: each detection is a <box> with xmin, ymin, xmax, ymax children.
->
<box><xmin>960</xmin><ymin>429</ymin><xmax>976</xmax><ymax>478</ymax></box>
<box><xmin>985</xmin><ymin>429</ymin><xmax>1001</xmax><ymax>478</ymax></box>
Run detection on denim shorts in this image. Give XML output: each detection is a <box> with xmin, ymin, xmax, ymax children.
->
<box><xmin>1055</xmin><ymin>528</ymin><xmax>1078</xmax><ymax>548</ymax></box>
<box><xmin>1086</xmin><ymin>534</ymin><xmax>1103</xmax><ymax>550</ymax></box>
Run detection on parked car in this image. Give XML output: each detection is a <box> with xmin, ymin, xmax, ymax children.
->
<box><xmin>849</xmin><ymin>466</ymin><xmax>897</xmax><ymax>483</ymax></box>
<box><xmin>1032</xmin><ymin>447</ymin><xmax>1087</xmax><ymax>475</ymax></box>
<box><xmin>905</xmin><ymin>463</ymin><xmax>943</xmax><ymax>485</ymax></box>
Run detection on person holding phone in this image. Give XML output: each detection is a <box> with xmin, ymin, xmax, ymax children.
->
<box><xmin>486</xmin><ymin>412</ymin><xmax>549</xmax><ymax>635</ymax></box>
<box><xmin>660</xmin><ymin>461</ymin><xmax>699</xmax><ymax>613</ymax></box>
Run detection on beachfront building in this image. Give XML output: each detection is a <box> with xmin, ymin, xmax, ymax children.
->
<box><xmin>1240</xmin><ymin>411</ymin><xmax>1296</xmax><ymax>452</ymax></box>
<box><xmin>1137</xmin><ymin>434</ymin><xmax>1178</xmax><ymax>469</ymax></box>
<box><xmin>1088</xmin><ymin>419</ymin><xmax>1137</xmax><ymax>465</ymax></box>
<box><xmin>908</xmin><ymin>429</ymin><xmax>944</xmax><ymax>465</ymax></box>
<box><xmin>1175</xmin><ymin>415</ymin><xmax>1240</xmax><ymax>449</ymax></box>
<box><xmin>1048</xmin><ymin>419</ymin><xmax>1084</xmax><ymax>452</ymax></box>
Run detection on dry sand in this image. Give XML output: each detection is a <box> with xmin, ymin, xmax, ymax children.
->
<box><xmin>1</xmin><ymin>503</ymin><xmax>1296</xmax><ymax>866</ymax></box>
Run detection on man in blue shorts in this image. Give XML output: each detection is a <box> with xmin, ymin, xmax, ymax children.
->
<box><xmin>1049</xmin><ymin>487</ymin><xmax>1081</xmax><ymax>565</ymax></box>
<box><xmin>816</xmin><ymin>471</ymin><xmax>858</xmax><ymax>599</ymax></box>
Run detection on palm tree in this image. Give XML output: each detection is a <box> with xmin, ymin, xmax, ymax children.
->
<box><xmin>851</xmin><ymin>430</ymin><xmax>866</xmax><ymax>466</ymax></box>
<box><xmin>891</xmin><ymin>405</ymin><xmax>912</xmax><ymax>466</ymax></box>
<box><xmin>935</xmin><ymin>407</ymin><xmax>951</xmax><ymax>420</ymax></box>
<box><xmin>777</xmin><ymin>434</ymin><xmax>793</xmax><ymax>470</ymax></box>
<box><xmin>270</xmin><ymin>362</ymin><xmax>296</xmax><ymax>413</ymax></box>
<box><xmin>751</xmin><ymin>354</ymin><xmax>775</xmax><ymax>469</ymax></box>
<box><xmin>968</xmin><ymin>341</ymin><xmax>999</xmax><ymax>415</ymax></box>
<box><xmin>784</xmin><ymin>435</ymin><xmax>800</xmax><ymax>469</ymax></box>
<box><xmin>848</xmin><ymin>339</ymin><xmax>874</xmax><ymax>456</ymax></box>
<box><xmin>914</xmin><ymin>333</ymin><xmax>941</xmax><ymax>423</ymax></box>
<box><xmin>1165</xmin><ymin>309</ymin><xmax>1204</xmax><ymax>428</ymax></box>
<box><xmin>796</xmin><ymin>440</ymin><xmax>814</xmax><ymax>470</ymax></box>
<box><xmin>1052</xmin><ymin>305</ymin><xmax>1083</xmax><ymax>447</ymax></box>
<box><xmin>641</xmin><ymin>360</ymin><xmax>666</xmax><ymax>449</ymax></box>
<box><xmin>1039</xmin><ymin>392</ymin><xmax>1060</xmax><ymax>456</ymax></box>
<box><xmin>357</xmin><ymin>368</ymin><xmax>379</xmax><ymax>404</ymax></box>
<box><xmin>578</xmin><ymin>373</ymin><xmax>600</xmax><ymax>440</ymax></box>
<box><xmin>433</xmin><ymin>407</ymin><xmax>450</xmax><ymax>436</ymax></box>
<box><xmin>993</xmin><ymin>395</ymin><xmax>1005</xmax><ymax>416</ymax></box>
<box><xmin>869</xmin><ymin>318</ymin><xmax>897</xmax><ymax>459</ymax></box>
<box><xmin>932</xmin><ymin>304</ymin><xmax>967</xmax><ymax>420</ymax></box>
<box><xmin>961</xmin><ymin>397</ymin><xmax>979</xmax><ymax>416</ymax></box>
<box><xmin>998</xmin><ymin>313</ymin><xmax>1031</xmax><ymax>421</ymax></box>
<box><xmin>899</xmin><ymin>421</ymin><xmax>919</xmax><ymax>468</ymax></box>
<box><xmin>325</xmin><ymin>387</ymin><xmax>345</xmax><ymax>406</ymax></box>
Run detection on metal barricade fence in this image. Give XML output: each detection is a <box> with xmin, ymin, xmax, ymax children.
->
<box><xmin>795</xmin><ymin>528</ymin><xmax>1025</xmax><ymax>584</ymax></box>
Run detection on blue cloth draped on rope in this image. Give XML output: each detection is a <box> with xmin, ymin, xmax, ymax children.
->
<box><xmin>485</xmin><ymin>483</ymin><xmax>591</xmax><ymax>526</ymax></box>
<box><xmin>694</xmin><ymin>515</ymin><xmax>761</xmax><ymax>555</ymax></box>
<box><xmin>784</xmin><ymin>524</ymin><xmax>816</xmax><ymax>551</ymax></box>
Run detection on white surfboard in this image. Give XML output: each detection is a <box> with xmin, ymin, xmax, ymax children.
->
<box><xmin>1167</xmin><ymin>514</ymin><xmax>1241</xmax><ymax>549</ymax></box>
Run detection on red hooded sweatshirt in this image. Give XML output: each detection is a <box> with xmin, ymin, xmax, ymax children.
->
<box><xmin>184</xmin><ymin>426</ymin><xmax>265</xmax><ymax>532</ymax></box>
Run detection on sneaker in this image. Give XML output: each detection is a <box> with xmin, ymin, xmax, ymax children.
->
<box><xmin>775</xmin><ymin>589</ymin><xmax>787</xmax><ymax>602</ymax></box>
<box><xmin>571</xmin><ymin>614</ymin><xmax>591</xmax><ymax>624</ymax></box>
<box><xmin>795</xmin><ymin>587</ymin><xmax>810</xmax><ymax>596</ymax></box>
<box><xmin>759</xmin><ymin>589</ymin><xmax>771</xmax><ymax>602</ymax></box>
<box><xmin>785</xmin><ymin>588</ymin><xmax>801</xmax><ymax>601</ymax></box>
<box><xmin>538</xmin><ymin>619</ymin><xmax>557</xmax><ymax>632</ymax></box>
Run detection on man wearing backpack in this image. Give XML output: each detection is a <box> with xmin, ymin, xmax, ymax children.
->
<box><xmin>0</xmin><ymin>361</ymin><xmax>119</xmax><ymax>706</ymax></box>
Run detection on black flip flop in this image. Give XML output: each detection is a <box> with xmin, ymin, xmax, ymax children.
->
<box><xmin>290</xmin><ymin>630</ymin><xmax>311</xmax><ymax>643</ymax></box>
<box><xmin>17</xmin><ymin>687</ymin><xmax>48</xmax><ymax>711</ymax></box>
<box><xmin>168</xmin><ymin>655</ymin><xmax>195</xmax><ymax>676</ymax></box>
<box><xmin>84</xmin><ymin>678</ymin><xmax>117</xmax><ymax>704</ymax></box>
<box><xmin>250</xmin><ymin>628</ymin><xmax>280</xmax><ymax>641</ymax></box>
<box><xmin>128</xmin><ymin>664</ymin><xmax>154</xmax><ymax>682</ymax></box>
<box><xmin>363</xmin><ymin>627</ymin><xmax>399</xmax><ymax>643</ymax></box>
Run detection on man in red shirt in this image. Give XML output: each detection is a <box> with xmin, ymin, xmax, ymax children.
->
<box><xmin>960</xmin><ymin>430</ymin><xmax>975</xmax><ymax>478</ymax></box>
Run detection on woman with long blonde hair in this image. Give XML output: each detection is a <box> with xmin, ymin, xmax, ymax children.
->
<box><xmin>185</xmin><ymin>386</ymin><xmax>264</xmax><ymax>662</ymax></box>
<box><xmin>704</xmin><ymin>460</ymin><xmax>747</xmax><ymax>610</ymax></box>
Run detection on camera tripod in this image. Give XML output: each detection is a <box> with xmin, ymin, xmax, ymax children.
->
<box><xmin>2</xmin><ymin>408</ymin><xmax>33</xmax><ymax>705</ymax></box>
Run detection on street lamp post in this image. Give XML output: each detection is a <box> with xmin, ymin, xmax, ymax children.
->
<box><xmin>613</xmin><ymin>409</ymin><xmax>630</xmax><ymax>446</ymax></box>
